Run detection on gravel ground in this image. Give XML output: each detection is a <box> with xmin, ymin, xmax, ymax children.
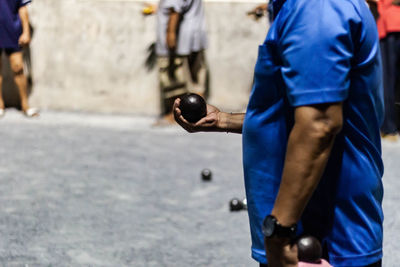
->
<box><xmin>0</xmin><ymin>110</ymin><xmax>398</xmax><ymax>267</ymax></box>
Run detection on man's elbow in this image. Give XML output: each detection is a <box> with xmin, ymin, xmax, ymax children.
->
<box><xmin>294</xmin><ymin>103</ymin><xmax>343</xmax><ymax>146</ymax></box>
<box><xmin>311</xmin><ymin>116</ymin><xmax>343</xmax><ymax>144</ymax></box>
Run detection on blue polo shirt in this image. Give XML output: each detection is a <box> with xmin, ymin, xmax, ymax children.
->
<box><xmin>242</xmin><ymin>0</ymin><xmax>384</xmax><ymax>265</ymax></box>
<box><xmin>0</xmin><ymin>0</ymin><xmax>31</xmax><ymax>49</ymax></box>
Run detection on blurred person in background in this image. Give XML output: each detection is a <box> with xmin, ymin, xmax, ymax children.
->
<box><xmin>0</xmin><ymin>0</ymin><xmax>39</xmax><ymax>117</ymax></box>
<box><xmin>376</xmin><ymin>0</ymin><xmax>400</xmax><ymax>141</ymax></box>
<box><xmin>155</xmin><ymin>0</ymin><xmax>208</xmax><ymax>125</ymax></box>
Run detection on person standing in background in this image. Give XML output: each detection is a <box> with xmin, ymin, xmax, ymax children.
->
<box><xmin>0</xmin><ymin>0</ymin><xmax>39</xmax><ymax>117</ymax></box>
<box><xmin>155</xmin><ymin>0</ymin><xmax>208</xmax><ymax>125</ymax></box>
<box><xmin>376</xmin><ymin>0</ymin><xmax>400</xmax><ymax>140</ymax></box>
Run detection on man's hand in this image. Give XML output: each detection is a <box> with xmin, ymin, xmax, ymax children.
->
<box><xmin>18</xmin><ymin>31</ymin><xmax>31</xmax><ymax>47</ymax></box>
<box><xmin>173</xmin><ymin>98</ymin><xmax>221</xmax><ymax>133</ymax></box>
<box><xmin>247</xmin><ymin>3</ymin><xmax>268</xmax><ymax>21</ymax></box>
<box><xmin>264</xmin><ymin>237</ymin><xmax>298</xmax><ymax>267</ymax></box>
<box><xmin>174</xmin><ymin>98</ymin><xmax>245</xmax><ymax>133</ymax></box>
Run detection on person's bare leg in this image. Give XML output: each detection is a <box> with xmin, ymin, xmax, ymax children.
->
<box><xmin>0</xmin><ymin>56</ymin><xmax>5</xmax><ymax>110</ymax></box>
<box><xmin>188</xmin><ymin>51</ymin><xmax>207</xmax><ymax>98</ymax></box>
<box><xmin>9</xmin><ymin>52</ymin><xmax>30</xmax><ymax>112</ymax></box>
<box><xmin>156</xmin><ymin>56</ymin><xmax>186</xmax><ymax>125</ymax></box>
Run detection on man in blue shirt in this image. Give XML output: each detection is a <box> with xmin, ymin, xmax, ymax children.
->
<box><xmin>0</xmin><ymin>0</ymin><xmax>39</xmax><ymax>117</ymax></box>
<box><xmin>173</xmin><ymin>0</ymin><xmax>384</xmax><ymax>266</ymax></box>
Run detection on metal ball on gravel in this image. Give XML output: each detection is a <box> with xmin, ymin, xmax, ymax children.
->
<box><xmin>201</xmin><ymin>169</ymin><xmax>212</xmax><ymax>181</ymax></box>
<box><xmin>229</xmin><ymin>198</ymin><xmax>244</xmax><ymax>212</ymax></box>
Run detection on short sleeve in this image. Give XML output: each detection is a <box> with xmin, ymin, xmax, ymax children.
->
<box><xmin>278</xmin><ymin>0</ymin><xmax>357</xmax><ymax>107</ymax></box>
<box><xmin>19</xmin><ymin>0</ymin><xmax>31</xmax><ymax>7</ymax></box>
<box><xmin>162</xmin><ymin>0</ymin><xmax>185</xmax><ymax>13</ymax></box>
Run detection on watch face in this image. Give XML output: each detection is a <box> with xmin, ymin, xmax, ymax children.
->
<box><xmin>262</xmin><ymin>215</ymin><xmax>276</xmax><ymax>237</ymax></box>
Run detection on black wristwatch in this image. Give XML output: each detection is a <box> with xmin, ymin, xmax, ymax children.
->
<box><xmin>262</xmin><ymin>215</ymin><xmax>297</xmax><ymax>239</ymax></box>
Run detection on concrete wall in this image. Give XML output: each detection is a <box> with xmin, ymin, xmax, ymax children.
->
<box><xmin>16</xmin><ymin>0</ymin><xmax>269</xmax><ymax>115</ymax></box>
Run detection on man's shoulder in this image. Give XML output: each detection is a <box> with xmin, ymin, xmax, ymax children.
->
<box><xmin>284</xmin><ymin>0</ymin><xmax>360</xmax><ymax>16</ymax></box>
<box><xmin>160</xmin><ymin>0</ymin><xmax>184</xmax><ymax>13</ymax></box>
<box><xmin>277</xmin><ymin>0</ymin><xmax>363</xmax><ymax>29</ymax></box>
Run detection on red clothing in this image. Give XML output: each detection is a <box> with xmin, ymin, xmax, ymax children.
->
<box><xmin>377</xmin><ymin>0</ymin><xmax>400</xmax><ymax>39</ymax></box>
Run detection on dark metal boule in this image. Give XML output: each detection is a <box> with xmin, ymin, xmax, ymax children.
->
<box><xmin>180</xmin><ymin>93</ymin><xmax>207</xmax><ymax>123</ymax></box>
<box><xmin>201</xmin><ymin>169</ymin><xmax>212</xmax><ymax>181</ymax></box>
<box><xmin>229</xmin><ymin>198</ymin><xmax>244</xmax><ymax>211</ymax></box>
<box><xmin>297</xmin><ymin>235</ymin><xmax>322</xmax><ymax>263</ymax></box>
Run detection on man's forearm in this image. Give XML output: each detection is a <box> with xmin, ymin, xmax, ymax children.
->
<box><xmin>166</xmin><ymin>9</ymin><xmax>180</xmax><ymax>51</ymax></box>
<box><xmin>167</xmin><ymin>10</ymin><xmax>179</xmax><ymax>34</ymax></box>
<box><xmin>218</xmin><ymin>112</ymin><xmax>245</xmax><ymax>134</ymax></box>
<box><xmin>271</xmin><ymin>104</ymin><xmax>342</xmax><ymax>226</ymax></box>
<box><xmin>18</xmin><ymin>6</ymin><xmax>30</xmax><ymax>34</ymax></box>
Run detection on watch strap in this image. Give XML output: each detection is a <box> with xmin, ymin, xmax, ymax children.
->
<box><xmin>262</xmin><ymin>215</ymin><xmax>297</xmax><ymax>239</ymax></box>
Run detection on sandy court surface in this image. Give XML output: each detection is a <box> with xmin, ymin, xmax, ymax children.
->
<box><xmin>0</xmin><ymin>110</ymin><xmax>398</xmax><ymax>266</ymax></box>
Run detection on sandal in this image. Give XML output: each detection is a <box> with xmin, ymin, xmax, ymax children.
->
<box><xmin>23</xmin><ymin>108</ymin><xmax>40</xmax><ymax>118</ymax></box>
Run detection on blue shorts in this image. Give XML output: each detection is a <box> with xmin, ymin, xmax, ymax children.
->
<box><xmin>0</xmin><ymin>47</ymin><xmax>22</xmax><ymax>56</ymax></box>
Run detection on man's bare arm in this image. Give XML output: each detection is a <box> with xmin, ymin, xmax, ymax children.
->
<box><xmin>271</xmin><ymin>102</ymin><xmax>343</xmax><ymax>226</ymax></box>
<box><xmin>173</xmin><ymin>98</ymin><xmax>245</xmax><ymax>134</ymax></box>
<box><xmin>166</xmin><ymin>8</ymin><xmax>180</xmax><ymax>51</ymax></box>
<box><xmin>18</xmin><ymin>6</ymin><xmax>31</xmax><ymax>46</ymax></box>
<box><xmin>218</xmin><ymin>112</ymin><xmax>245</xmax><ymax>134</ymax></box>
